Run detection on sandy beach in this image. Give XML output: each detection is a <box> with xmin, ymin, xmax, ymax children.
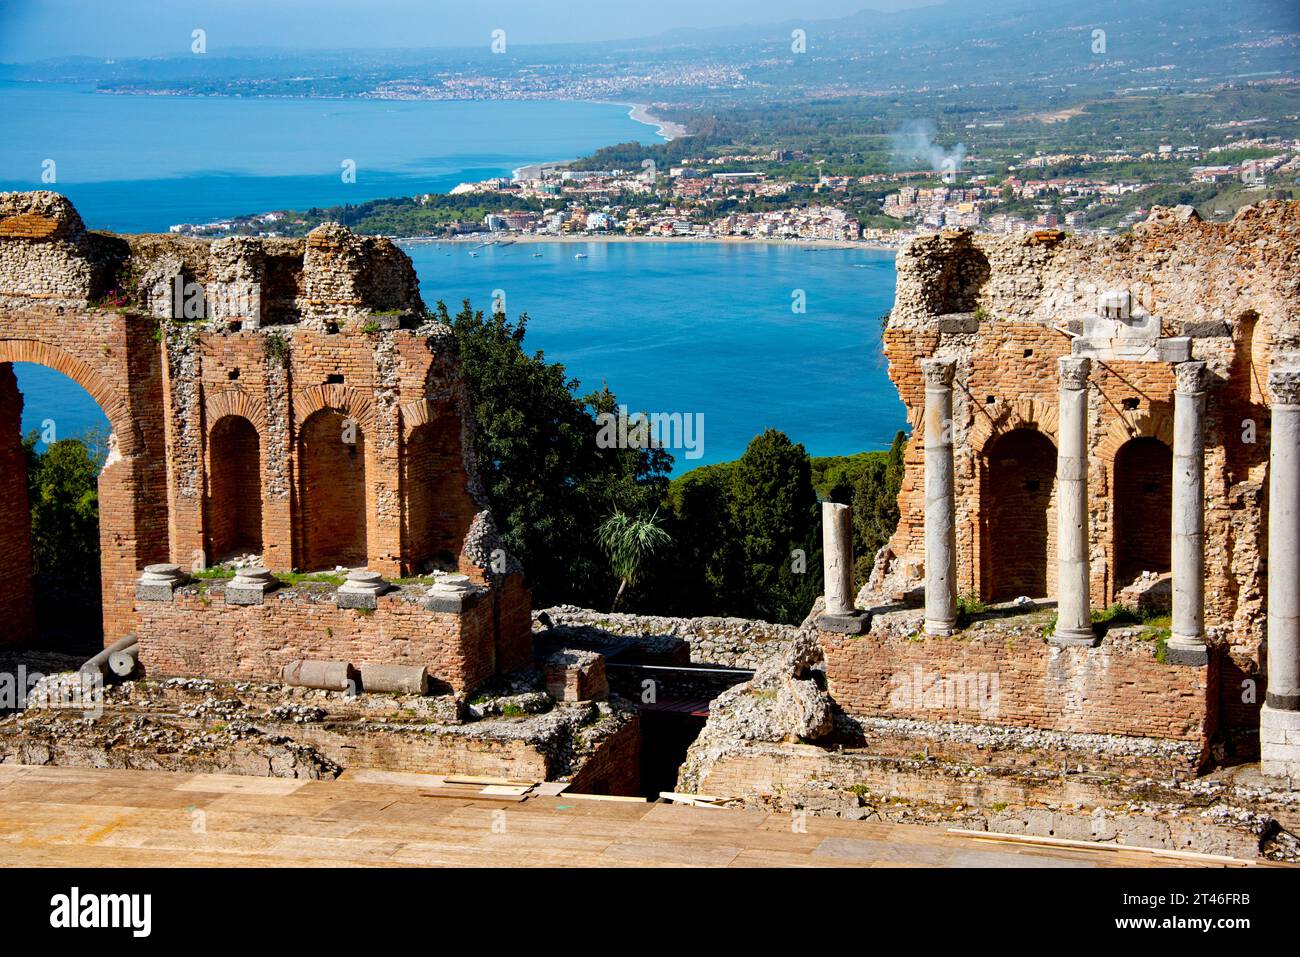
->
<box><xmin>625</xmin><ymin>103</ymin><xmax>688</xmax><ymax>141</ymax></box>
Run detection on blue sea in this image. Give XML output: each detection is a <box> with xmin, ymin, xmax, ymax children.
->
<box><xmin>0</xmin><ymin>82</ymin><xmax>904</xmax><ymax>471</ymax></box>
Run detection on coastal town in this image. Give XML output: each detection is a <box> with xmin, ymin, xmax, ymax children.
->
<box><xmin>170</xmin><ymin>133</ymin><xmax>1300</xmax><ymax>245</ymax></box>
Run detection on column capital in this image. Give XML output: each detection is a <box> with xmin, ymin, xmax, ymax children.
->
<box><xmin>921</xmin><ymin>357</ymin><xmax>956</xmax><ymax>389</ymax></box>
<box><xmin>1269</xmin><ymin>365</ymin><xmax>1300</xmax><ymax>406</ymax></box>
<box><xmin>1058</xmin><ymin>355</ymin><xmax>1091</xmax><ymax>391</ymax></box>
<box><xmin>1174</xmin><ymin>360</ymin><xmax>1207</xmax><ymax>396</ymax></box>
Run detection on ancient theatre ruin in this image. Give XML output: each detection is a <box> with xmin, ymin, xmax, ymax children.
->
<box><xmin>0</xmin><ymin>190</ymin><xmax>531</xmax><ymax>693</ymax></box>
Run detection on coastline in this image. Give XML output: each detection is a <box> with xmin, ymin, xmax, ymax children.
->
<box><xmin>622</xmin><ymin>102</ymin><xmax>687</xmax><ymax>142</ymax></box>
<box><xmin>397</xmin><ymin>233</ymin><xmax>900</xmax><ymax>252</ymax></box>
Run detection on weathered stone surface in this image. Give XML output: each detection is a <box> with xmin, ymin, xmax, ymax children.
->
<box><xmin>536</xmin><ymin>606</ymin><xmax>799</xmax><ymax>669</ymax></box>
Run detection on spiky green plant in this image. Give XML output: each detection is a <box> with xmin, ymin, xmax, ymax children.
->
<box><xmin>596</xmin><ymin>509</ymin><xmax>672</xmax><ymax>612</ymax></box>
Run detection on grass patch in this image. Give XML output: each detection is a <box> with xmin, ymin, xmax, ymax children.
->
<box><xmin>277</xmin><ymin>571</ymin><xmax>346</xmax><ymax>587</ymax></box>
<box><xmin>955</xmin><ymin>593</ymin><xmax>989</xmax><ymax>629</ymax></box>
<box><xmin>192</xmin><ymin>567</ymin><xmax>237</xmax><ymax>580</ymax></box>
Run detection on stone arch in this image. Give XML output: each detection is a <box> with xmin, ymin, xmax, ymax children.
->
<box><xmin>205</xmin><ymin>388</ymin><xmax>267</xmax><ymax>433</ymax></box>
<box><xmin>297</xmin><ymin>407</ymin><xmax>368</xmax><ymax>570</ymax></box>
<box><xmin>968</xmin><ymin>398</ymin><xmax>1060</xmax><ymax>459</ymax></box>
<box><xmin>399</xmin><ymin>398</ymin><xmax>442</xmax><ymax>438</ymax></box>
<box><xmin>1097</xmin><ymin>408</ymin><xmax>1173</xmax><ymax>465</ymax></box>
<box><xmin>1112</xmin><ymin>436</ymin><xmax>1172</xmax><ymax>588</ymax></box>
<box><xmin>0</xmin><ymin>338</ymin><xmax>154</xmax><ymax>648</ymax></box>
<box><xmin>0</xmin><ymin>339</ymin><xmax>139</xmax><ymax>454</ymax></box>
<box><xmin>292</xmin><ymin>382</ymin><xmax>374</xmax><ymax>433</ymax></box>
<box><xmin>205</xmin><ymin>414</ymin><xmax>263</xmax><ymax>561</ymax></box>
<box><xmin>979</xmin><ymin>427</ymin><xmax>1058</xmax><ymax>602</ymax></box>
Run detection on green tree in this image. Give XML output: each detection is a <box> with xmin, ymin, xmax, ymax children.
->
<box><xmin>596</xmin><ymin>510</ymin><xmax>672</xmax><ymax>611</ymax></box>
<box><xmin>442</xmin><ymin>300</ymin><xmax>671</xmax><ymax>608</ymax></box>
<box><xmin>23</xmin><ymin>429</ymin><xmax>106</xmax><ymax>644</ymax></box>
<box><xmin>851</xmin><ymin>430</ymin><xmax>906</xmax><ymax>581</ymax></box>
<box><xmin>727</xmin><ymin>429</ymin><xmax>821</xmax><ymax>623</ymax></box>
<box><xmin>662</xmin><ymin>463</ymin><xmax>740</xmax><ymax>614</ymax></box>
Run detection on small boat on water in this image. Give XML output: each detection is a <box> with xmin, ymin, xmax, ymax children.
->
<box><xmin>574</xmin><ymin>253</ymin><xmax>588</xmax><ymax>260</ymax></box>
<box><xmin>532</xmin><ymin>252</ymin><xmax>543</xmax><ymax>257</ymax></box>
<box><xmin>468</xmin><ymin>251</ymin><xmax>479</xmax><ymax>257</ymax></box>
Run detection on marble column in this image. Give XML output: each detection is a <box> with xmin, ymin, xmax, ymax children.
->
<box><xmin>821</xmin><ymin>502</ymin><xmax>855</xmax><ymax>617</ymax></box>
<box><xmin>1262</xmin><ymin>365</ymin><xmax>1300</xmax><ymax>781</ymax></box>
<box><xmin>922</xmin><ymin>358</ymin><xmax>957</xmax><ymax>636</ymax></box>
<box><xmin>817</xmin><ymin>501</ymin><xmax>867</xmax><ymax>634</ymax></box>
<box><xmin>1053</xmin><ymin>356</ymin><xmax>1096</xmax><ymax>646</ymax></box>
<box><xmin>1167</xmin><ymin>361</ymin><xmax>1208</xmax><ymax>665</ymax></box>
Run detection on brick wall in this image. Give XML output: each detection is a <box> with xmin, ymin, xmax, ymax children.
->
<box><xmin>981</xmin><ymin>428</ymin><xmax>1057</xmax><ymax>600</ymax></box>
<box><xmin>1113</xmin><ymin>436</ymin><xmax>1172</xmax><ymax>584</ymax></box>
<box><xmin>206</xmin><ymin>414</ymin><xmax>263</xmax><ymax>558</ymax></box>
<box><xmin>298</xmin><ymin>409</ymin><xmax>369</xmax><ymax>569</ymax></box>
<box><xmin>494</xmin><ymin>573</ymin><xmax>535</xmax><ymax>673</ymax></box>
<box><xmin>0</xmin><ymin>310</ymin><xmax>170</xmax><ymax>645</ymax></box>
<box><xmin>138</xmin><ymin>585</ymin><xmax>498</xmax><ymax>692</ymax></box>
<box><xmin>0</xmin><ymin>364</ymin><xmax>34</xmax><ymax>645</ymax></box>
<box><xmin>821</xmin><ymin>627</ymin><xmax>1214</xmax><ymax>745</ymax></box>
<box><xmin>402</xmin><ymin>412</ymin><xmax>477</xmax><ymax>573</ymax></box>
<box><xmin>568</xmin><ymin>716</ymin><xmax>642</xmax><ymax>796</ymax></box>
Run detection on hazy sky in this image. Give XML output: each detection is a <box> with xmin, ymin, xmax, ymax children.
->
<box><xmin>0</xmin><ymin>0</ymin><xmax>941</xmax><ymax>62</ymax></box>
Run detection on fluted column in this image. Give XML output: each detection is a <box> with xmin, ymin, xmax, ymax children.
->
<box><xmin>1167</xmin><ymin>361</ymin><xmax>1208</xmax><ymax>665</ymax></box>
<box><xmin>1262</xmin><ymin>365</ymin><xmax>1300</xmax><ymax>781</ymax></box>
<box><xmin>1053</xmin><ymin>356</ymin><xmax>1096</xmax><ymax>646</ymax></box>
<box><xmin>922</xmin><ymin>358</ymin><xmax>957</xmax><ymax>636</ymax></box>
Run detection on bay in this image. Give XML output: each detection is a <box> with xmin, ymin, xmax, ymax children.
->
<box><xmin>0</xmin><ymin>81</ymin><xmax>659</xmax><ymax>232</ymax></box>
<box><xmin>0</xmin><ymin>83</ymin><xmax>904</xmax><ymax>471</ymax></box>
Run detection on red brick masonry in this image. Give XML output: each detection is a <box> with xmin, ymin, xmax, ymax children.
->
<box><xmin>139</xmin><ymin>582</ymin><xmax>517</xmax><ymax>693</ymax></box>
<box><xmin>820</xmin><ymin>628</ymin><xmax>1215</xmax><ymax>747</ymax></box>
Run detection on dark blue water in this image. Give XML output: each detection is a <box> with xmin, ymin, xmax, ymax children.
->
<box><xmin>2</xmin><ymin>82</ymin><xmax>904</xmax><ymax>471</ymax></box>
<box><xmin>409</xmin><ymin>240</ymin><xmax>900</xmax><ymax>469</ymax></box>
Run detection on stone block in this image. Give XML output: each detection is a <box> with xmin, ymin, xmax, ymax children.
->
<box><xmin>817</xmin><ymin>612</ymin><xmax>870</xmax><ymax>635</ymax></box>
<box><xmin>336</xmin><ymin>588</ymin><xmax>379</xmax><ymax>610</ymax></box>
<box><xmin>423</xmin><ymin>575</ymin><xmax>480</xmax><ymax>614</ymax></box>
<box><xmin>1155</xmin><ymin>336</ymin><xmax>1192</xmax><ymax>362</ymax></box>
<box><xmin>1259</xmin><ymin>705</ymin><xmax>1300</xmax><ymax>786</ymax></box>
<box><xmin>934</xmin><ymin>312</ymin><xmax>979</xmax><ymax>333</ymax></box>
<box><xmin>336</xmin><ymin>569</ymin><xmax>390</xmax><ymax>610</ymax></box>
<box><xmin>225</xmin><ymin>568</ymin><xmax>275</xmax><ymax>606</ymax></box>
<box><xmin>1183</xmin><ymin>320</ymin><xmax>1231</xmax><ymax>338</ymax></box>
<box><xmin>136</xmin><ymin>564</ymin><xmax>186</xmax><ymax>602</ymax></box>
<box><xmin>1164</xmin><ymin>643</ymin><xmax>1209</xmax><ymax>667</ymax></box>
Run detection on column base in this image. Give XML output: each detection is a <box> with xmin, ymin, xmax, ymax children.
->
<box><xmin>1165</xmin><ymin>634</ymin><xmax>1209</xmax><ymax>667</ymax></box>
<box><xmin>1260</xmin><ymin>704</ymin><xmax>1300</xmax><ymax>786</ymax></box>
<box><xmin>923</xmin><ymin>618</ymin><xmax>956</xmax><ymax>637</ymax></box>
<box><xmin>1049</xmin><ymin>627</ymin><xmax>1098</xmax><ymax>648</ymax></box>
<box><xmin>817</xmin><ymin>611</ymin><xmax>870</xmax><ymax>635</ymax></box>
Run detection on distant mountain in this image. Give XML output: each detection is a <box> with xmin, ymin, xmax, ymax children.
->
<box><xmin>1</xmin><ymin>0</ymin><xmax>1295</xmax><ymax>103</ymax></box>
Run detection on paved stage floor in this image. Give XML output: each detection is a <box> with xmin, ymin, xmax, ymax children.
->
<box><xmin>0</xmin><ymin>764</ymin><xmax>1262</xmax><ymax>868</ymax></box>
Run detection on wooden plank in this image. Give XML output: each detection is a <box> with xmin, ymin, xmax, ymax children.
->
<box><xmin>564</xmin><ymin>792</ymin><xmax>648</xmax><ymax>803</ymax></box>
<box><xmin>946</xmin><ymin>828</ymin><xmax>1258</xmax><ymax>867</ymax></box>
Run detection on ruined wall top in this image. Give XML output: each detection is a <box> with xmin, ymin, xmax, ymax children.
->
<box><xmin>0</xmin><ymin>191</ymin><xmax>426</xmax><ymax>330</ymax></box>
<box><xmin>889</xmin><ymin>200</ymin><xmax>1300</xmax><ymax>352</ymax></box>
